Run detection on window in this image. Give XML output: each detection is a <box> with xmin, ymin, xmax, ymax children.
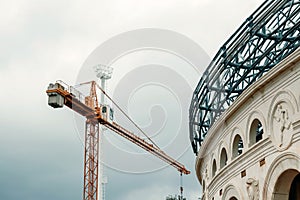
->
<box><xmin>109</xmin><ymin>108</ymin><xmax>114</xmax><ymax>120</ymax></box>
<box><xmin>212</xmin><ymin>159</ymin><xmax>217</xmax><ymax>177</ymax></box>
<box><xmin>289</xmin><ymin>173</ymin><xmax>300</xmax><ymax>200</ymax></box>
<box><xmin>220</xmin><ymin>148</ymin><xmax>228</xmax><ymax>168</ymax></box>
<box><xmin>249</xmin><ymin>119</ymin><xmax>263</xmax><ymax>146</ymax></box>
<box><xmin>273</xmin><ymin>169</ymin><xmax>299</xmax><ymax>200</ymax></box>
<box><xmin>232</xmin><ymin>134</ymin><xmax>243</xmax><ymax>158</ymax></box>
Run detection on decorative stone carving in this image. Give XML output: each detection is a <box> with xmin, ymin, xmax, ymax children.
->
<box><xmin>272</xmin><ymin>102</ymin><xmax>292</xmax><ymax>148</ymax></box>
<box><xmin>274</xmin><ymin>104</ymin><xmax>292</xmax><ymax>146</ymax></box>
<box><xmin>205</xmin><ymin>166</ymin><xmax>209</xmax><ymax>181</ymax></box>
<box><xmin>274</xmin><ymin>104</ymin><xmax>291</xmax><ymax>132</ymax></box>
<box><xmin>246</xmin><ymin>178</ymin><xmax>259</xmax><ymax>200</ymax></box>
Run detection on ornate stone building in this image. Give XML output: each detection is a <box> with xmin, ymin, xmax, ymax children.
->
<box><xmin>189</xmin><ymin>1</ymin><xmax>300</xmax><ymax>199</ymax></box>
<box><xmin>196</xmin><ymin>49</ymin><xmax>300</xmax><ymax>200</ymax></box>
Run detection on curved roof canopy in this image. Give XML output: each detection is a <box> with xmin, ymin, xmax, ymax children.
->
<box><xmin>189</xmin><ymin>0</ymin><xmax>300</xmax><ymax>155</ymax></box>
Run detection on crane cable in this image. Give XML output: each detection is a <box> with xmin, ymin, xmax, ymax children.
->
<box><xmin>95</xmin><ymin>83</ymin><xmax>161</xmax><ymax>149</ymax></box>
<box><xmin>71</xmin><ymin>81</ymin><xmax>189</xmax><ymax>175</ymax></box>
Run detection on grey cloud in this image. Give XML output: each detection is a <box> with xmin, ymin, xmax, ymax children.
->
<box><xmin>0</xmin><ymin>0</ymin><xmax>265</xmax><ymax>199</ymax></box>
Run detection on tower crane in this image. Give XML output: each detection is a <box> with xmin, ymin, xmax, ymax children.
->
<box><xmin>46</xmin><ymin>80</ymin><xmax>190</xmax><ymax>200</ymax></box>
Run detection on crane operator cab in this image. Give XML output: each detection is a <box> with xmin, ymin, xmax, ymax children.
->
<box><xmin>99</xmin><ymin>104</ymin><xmax>114</xmax><ymax>124</ymax></box>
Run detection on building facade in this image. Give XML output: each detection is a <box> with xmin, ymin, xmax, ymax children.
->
<box><xmin>189</xmin><ymin>1</ymin><xmax>300</xmax><ymax>199</ymax></box>
<box><xmin>196</xmin><ymin>49</ymin><xmax>300</xmax><ymax>200</ymax></box>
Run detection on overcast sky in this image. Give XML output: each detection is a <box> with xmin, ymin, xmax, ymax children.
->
<box><xmin>0</xmin><ymin>0</ymin><xmax>264</xmax><ymax>200</ymax></box>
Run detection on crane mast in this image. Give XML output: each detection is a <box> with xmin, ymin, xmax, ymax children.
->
<box><xmin>83</xmin><ymin>81</ymin><xmax>100</xmax><ymax>200</ymax></box>
<box><xmin>84</xmin><ymin>119</ymin><xmax>99</xmax><ymax>200</ymax></box>
<box><xmin>46</xmin><ymin>80</ymin><xmax>190</xmax><ymax>200</ymax></box>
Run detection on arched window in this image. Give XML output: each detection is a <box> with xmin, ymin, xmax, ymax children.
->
<box><xmin>220</xmin><ymin>148</ymin><xmax>228</xmax><ymax>168</ymax></box>
<box><xmin>273</xmin><ymin>169</ymin><xmax>299</xmax><ymax>200</ymax></box>
<box><xmin>229</xmin><ymin>197</ymin><xmax>238</xmax><ymax>200</ymax></box>
<box><xmin>202</xmin><ymin>180</ymin><xmax>205</xmax><ymax>192</ymax></box>
<box><xmin>249</xmin><ymin>119</ymin><xmax>264</xmax><ymax>146</ymax></box>
<box><xmin>212</xmin><ymin>159</ymin><xmax>217</xmax><ymax>177</ymax></box>
<box><xmin>289</xmin><ymin>173</ymin><xmax>300</xmax><ymax>200</ymax></box>
<box><xmin>232</xmin><ymin>134</ymin><xmax>243</xmax><ymax>158</ymax></box>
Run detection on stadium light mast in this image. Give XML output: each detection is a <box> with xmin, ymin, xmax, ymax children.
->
<box><xmin>94</xmin><ymin>64</ymin><xmax>113</xmax><ymax>104</ymax></box>
<box><xmin>94</xmin><ymin>64</ymin><xmax>113</xmax><ymax>200</ymax></box>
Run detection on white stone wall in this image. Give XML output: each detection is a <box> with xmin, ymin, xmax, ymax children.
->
<box><xmin>196</xmin><ymin>49</ymin><xmax>300</xmax><ymax>200</ymax></box>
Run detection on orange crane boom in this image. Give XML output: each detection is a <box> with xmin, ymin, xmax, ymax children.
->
<box><xmin>46</xmin><ymin>80</ymin><xmax>190</xmax><ymax>200</ymax></box>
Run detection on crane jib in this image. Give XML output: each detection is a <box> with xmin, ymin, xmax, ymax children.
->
<box><xmin>46</xmin><ymin>81</ymin><xmax>190</xmax><ymax>175</ymax></box>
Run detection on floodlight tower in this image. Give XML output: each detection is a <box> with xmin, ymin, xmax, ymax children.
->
<box><xmin>94</xmin><ymin>64</ymin><xmax>113</xmax><ymax>104</ymax></box>
<box><xmin>94</xmin><ymin>64</ymin><xmax>113</xmax><ymax>200</ymax></box>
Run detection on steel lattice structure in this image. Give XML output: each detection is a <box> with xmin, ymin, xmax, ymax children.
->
<box><xmin>189</xmin><ymin>0</ymin><xmax>300</xmax><ymax>155</ymax></box>
<box><xmin>83</xmin><ymin>120</ymin><xmax>100</xmax><ymax>200</ymax></box>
